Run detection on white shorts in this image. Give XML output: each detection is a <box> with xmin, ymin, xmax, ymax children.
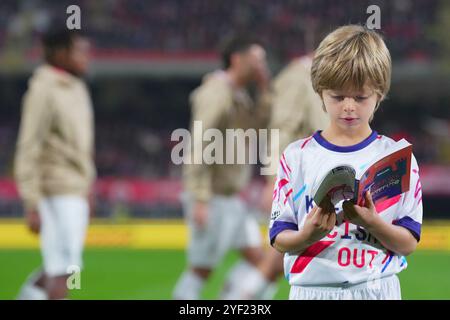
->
<box><xmin>38</xmin><ymin>195</ymin><xmax>89</xmax><ymax>277</ymax></box>
<box><xmin>289</xmin><ymin>274</ymin><xmax>401</xmax><ymax>300</ymax></box>
<box><xmin>183</xmin><ymin>193</ymin><xmax>262</xmax><ymax>268</ymax></box>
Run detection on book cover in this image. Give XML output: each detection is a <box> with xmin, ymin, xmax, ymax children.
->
<box><xmin>313</xmin><ymin>139</ymin><xmax>412</xmax><ymax>208</ymax></box>
<box><xmin>355</xmin><ymin>142</ymin><xmax>412</xmax><ymax>207</ymax></box>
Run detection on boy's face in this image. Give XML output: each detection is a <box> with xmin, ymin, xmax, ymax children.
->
<box><xmin>322</xmin><ymin>85</ymin><xmax>379</xmax><ymax>131</ymax></box>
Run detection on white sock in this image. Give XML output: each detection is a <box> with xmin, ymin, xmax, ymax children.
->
<box><xmin>173</xmin><ymin>270</ymin><xmax>205</xmax><ymax>300</ymax></box>
<box><xmin>17</xmin><ymin>285</ymin><xmax>48</xmax><ymax>300</ymax></box>
<box><xmin>259</xmin><ymin>282</ymin><xmax>278</xmax><ymax>300</ymax></box>
<box><xmin>221</xmin><ymin>260</ymin><xmax>273</xmax><ymax>300</ymax></box>
<box><xmin>17</xmin><ymin>270</ymin><xmax>48</xmax><ymax>300</ymax></box>
<box><xmin>221</xmin><ymin>261</ymin><xmax>251</xmax><ymax>299</ymax></box>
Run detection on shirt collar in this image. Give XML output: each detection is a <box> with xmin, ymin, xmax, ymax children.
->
<box><xmin>312</xmin><ymin>130</ymin><xmax>378</xmax><ymax>153</ymax></box>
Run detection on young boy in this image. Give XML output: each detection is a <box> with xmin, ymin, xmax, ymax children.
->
<box><xmin>269</xmin><ymin>25</ymin><xmax>423</xmax><ymax>300</ymax></box>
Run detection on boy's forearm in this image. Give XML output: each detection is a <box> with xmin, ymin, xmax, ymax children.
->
<box><xmin>366</xmin><ymin>216</ymin><xmax>418</xmax><ymax>256</ymax></box>
<box><xmin>273</xmin><ymin>229</ymin><xmax>314</xmax><ymax>254</ymax></box>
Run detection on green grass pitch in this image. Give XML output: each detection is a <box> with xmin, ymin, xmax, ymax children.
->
<box><xmin>0</xmin><ymin>249</ymin><xmax>449</xmax><ymax>300</ymax></box>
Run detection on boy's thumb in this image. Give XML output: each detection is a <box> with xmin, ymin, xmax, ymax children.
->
<box><xmin>365</xmin><ymin>190</ymin><xmax>375</xmax><ymax>209</ymax></box>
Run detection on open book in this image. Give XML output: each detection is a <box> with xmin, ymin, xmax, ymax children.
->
<box><xmin>313</xmin><ymin>139</ymin><xmax>412</xmax><ymax>207</ymax></box>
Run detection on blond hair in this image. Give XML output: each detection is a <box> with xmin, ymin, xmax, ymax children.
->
<box><xmin>311</xmin><ymin>25</ymin><xmax>391</xmax><ymax>107</ymax></box>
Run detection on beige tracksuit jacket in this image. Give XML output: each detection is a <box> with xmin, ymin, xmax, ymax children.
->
<box><xmin>14</xmin><ymin>65</ymin><xmax>96</xmax><ymax>210</ymax></box>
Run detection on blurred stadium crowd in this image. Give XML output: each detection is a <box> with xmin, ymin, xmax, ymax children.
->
<box><xmin>0</xmin><ymin>0</ymin><xmax>442</xmax><ymax>60</ymax></box>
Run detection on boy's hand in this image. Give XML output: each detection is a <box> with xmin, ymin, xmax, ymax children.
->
<box><xmin>342</xmin><ymin>190</ymin><xmax>379</xmax><ymax>228</ymax></box>
<box><xmin>303</xmin><ymin>201</ymin><xmax>336</xmax><ymax>244</ymax></box>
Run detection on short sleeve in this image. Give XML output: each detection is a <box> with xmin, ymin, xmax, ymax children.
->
<box><xmin>269</xmin><ymin>148</ymin><xmax>298</xmax><ymax>245</ymax></box>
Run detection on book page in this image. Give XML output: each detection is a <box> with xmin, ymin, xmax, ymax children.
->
<box><xmin>313</xmin><ymin>165</ymin><xmax>356</xmax><ymax>206</ymax></box>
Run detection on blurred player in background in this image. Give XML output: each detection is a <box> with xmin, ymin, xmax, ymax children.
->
<box><xmin>173</xmin><ymin>35</ymin><xmax>272</xmax><ymax>300</ymax></box>
<box><xmin>222</xmin><ymin>54</ymin><xmax>329</xmax><ymax>299</ymax></box>
<box><xmin>14</xmin><ymin>28</ymin><xmax>96</xmax><ymax>300</ymax></box>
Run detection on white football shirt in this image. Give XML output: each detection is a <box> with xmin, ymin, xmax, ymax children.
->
<box><xmin>269</xmin><ymin>130</ymin><xmax>423</xmax><ymax>286</ymax></box>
